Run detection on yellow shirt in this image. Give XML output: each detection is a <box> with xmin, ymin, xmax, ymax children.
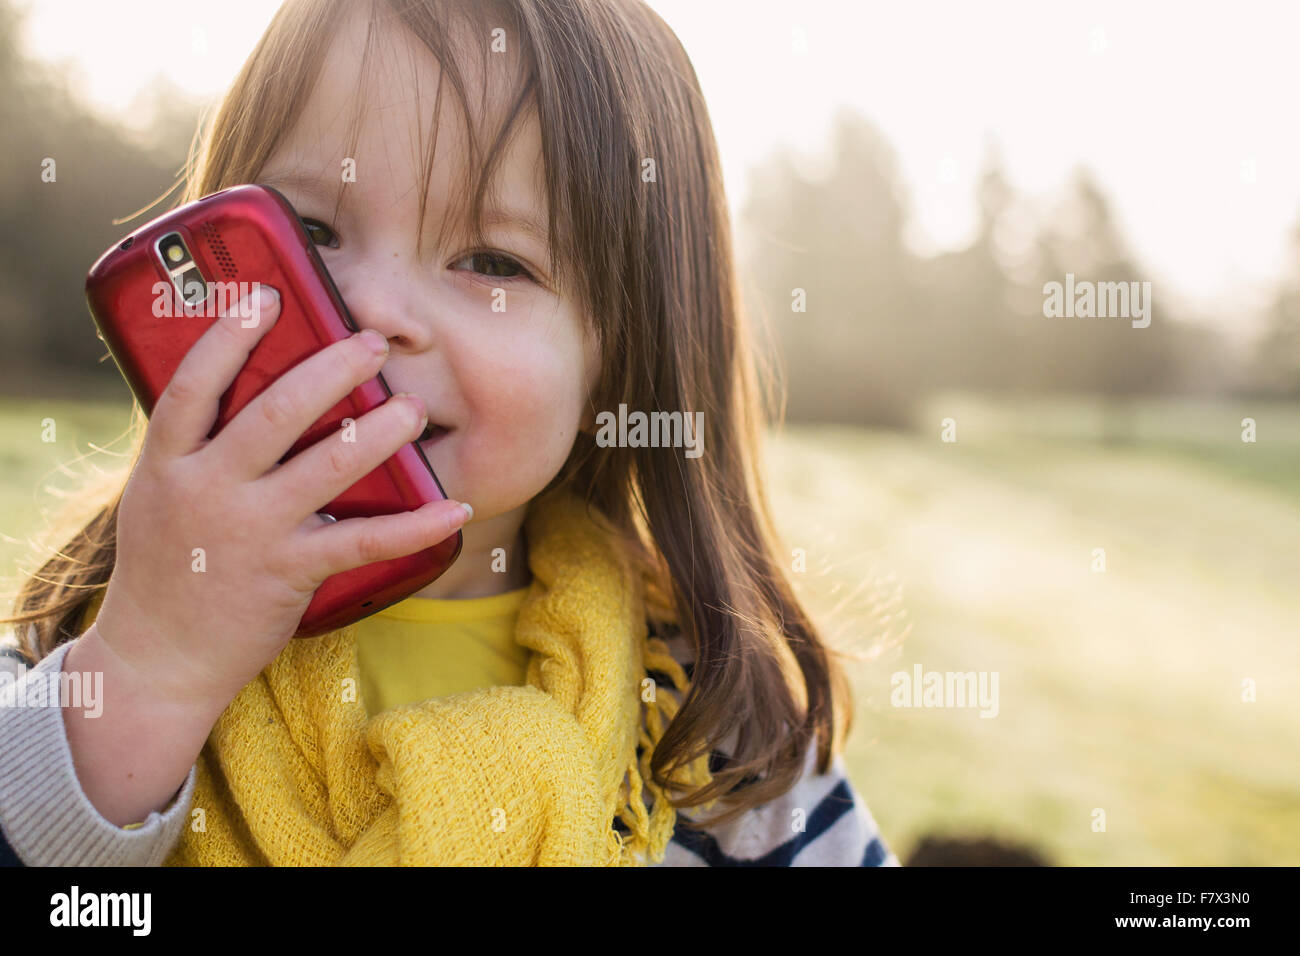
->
<box><xmin>354</xmin><ymin>586</ymin><xmax>532</xmax><ymax>717</ymax></box>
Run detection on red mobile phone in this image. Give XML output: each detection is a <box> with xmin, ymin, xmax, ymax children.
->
<box><xmin>84</xmin><ymin>183</ymin><xmax>460</xmax><ymax>638</ymax></box>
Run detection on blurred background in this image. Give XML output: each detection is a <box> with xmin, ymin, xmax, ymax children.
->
<box><xmin>1</xmin><ymin>0</ymin><xmax>1296</xmax><ymax>864</ymax></box>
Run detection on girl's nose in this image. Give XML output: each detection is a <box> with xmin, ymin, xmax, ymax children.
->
<box><xmin>335</xmin><ymin>257</ymin><xmax>435</xmax><ymax>353</ymax></box>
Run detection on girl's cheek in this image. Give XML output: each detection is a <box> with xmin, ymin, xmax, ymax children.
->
<box><xmin>478</xmin><ymin>341</ymin><xmax>567</xmax><ymax>411</ymax></box>
<box><xmin>457</xmin><ymin>330</ymin><xmax>583</xmax><ymax>439</ymax></box>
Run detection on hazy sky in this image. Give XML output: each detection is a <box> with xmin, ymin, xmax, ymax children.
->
<box><xmin>17</xmin><ymin>0</ymin><xmax>1300</xmax><ymax>323</ymax></box>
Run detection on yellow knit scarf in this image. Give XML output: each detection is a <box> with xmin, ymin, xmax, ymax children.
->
<box><xmin>160</xmin><ymin>490</ymin><xmax>713</xmax><ymax>866</ymax></box>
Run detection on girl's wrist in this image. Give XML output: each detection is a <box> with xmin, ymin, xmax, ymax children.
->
<box><xmin>70</xmin><ymin>622</ymin><xmax>230</xmax><ymax>728</ymax></box>
<box><xmin>61</xmin><ymin>625</ymin><xmax>222</xmax><ymax>827</ymax></box>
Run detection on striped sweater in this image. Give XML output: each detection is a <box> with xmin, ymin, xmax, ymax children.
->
<box><xmin>0</xmin><ymin>627</ymin><xmax>898</xmax><ymax>867</ymax></box>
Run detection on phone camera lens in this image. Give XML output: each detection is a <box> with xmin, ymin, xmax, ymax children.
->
<box><xmin>159</xmin><ymin>234</ymin><xmax>190</xmax><ymax>267</ymax></box>
<box><xmin>180</xmin><ymin>269</ymin><xmax>207</xmax><ymax>305</ymax></box>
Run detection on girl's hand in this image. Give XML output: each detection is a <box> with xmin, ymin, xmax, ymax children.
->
<box><xmin>92</xmin><ymin>284</ymin><xmax>471</xmax><ymax>714</ymax></box>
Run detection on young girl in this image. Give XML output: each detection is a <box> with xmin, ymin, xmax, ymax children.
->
<box><xmin>0</xmin><ymin>0</ymin><xmax>897</xmax><ymax>867</ymax></box>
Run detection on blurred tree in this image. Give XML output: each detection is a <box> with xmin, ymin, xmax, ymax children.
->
<box><xmin>911</xmin><ymin>142</ymin><xmax>1020</xmax><ymax>392</ymax></box>
<box><xmin>1253</xmin><ymin>220</ymin><xmax>1300</xmax><ymax>396</ymax></box>
<box><xmin>738</xmin><ymin>108</ymin><xmax>1226</xmax><ymax>430</ymax></box>
<box><xmin>0</xmin><ymin>0</ymin><xmax>202</xmax><ymax>396</ymax></box>
<box><xmin>1030</xmin><ymin>168</ymin><xmax>1198</xmax><ymax>441</ymax></box>
<box><xmin>740</xmin><ymin>107</ymin><xmax>922</xmax><ymax>426</ymax></box>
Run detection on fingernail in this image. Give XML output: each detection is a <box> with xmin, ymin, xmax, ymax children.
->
<box><xmin>235</xmin><ymin>285</ymin><xmax>277</xmax><ymax>327</ymax></box>
<box><xmin>393</xmin><ymin>392</ymin><xmax>426</xmax><ymax>431</ymax></box>
<box><xmin>360</xmin><ymin>329</ymin><xmax>389</xmax><ymax>355</ymax></box>
<box><xmin>458</xmin><ymin>502</ymin><xmax>473</xmax><ymax>521</ymax></box>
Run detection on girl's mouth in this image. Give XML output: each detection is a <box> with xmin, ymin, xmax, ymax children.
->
<box><xmin>418</xmin><ymin>422</ymin><xmax>451</xmax><ymax>444</ymax></box>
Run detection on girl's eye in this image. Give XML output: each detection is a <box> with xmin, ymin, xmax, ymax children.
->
<box><xmin>456</xmin><ymin>250</ymin><xmax>535</xmax><ymax>284</ymax></box>
<box><xmin>298</xmin><ymin>219</ymin><xmax>534</xmax><ymax>285</ymax></box>
<box><xmin>301</xmin><ymin>218</ymin><xmax>339</xmax><ymax>249</ymax></box>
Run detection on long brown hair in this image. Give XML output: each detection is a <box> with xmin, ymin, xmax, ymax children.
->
<box><xmin>2</xmin><ymin>0</ymin><xmax>854</xmax><ymax>827</ymax></box>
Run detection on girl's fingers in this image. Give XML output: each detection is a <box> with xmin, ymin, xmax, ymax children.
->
<box><xmin>263</xmin><ymin>391</ymin><xmax>427</xmax><ymax>522</ymax></box>
<box><xmin>295</xmin><ymin>498</ymin><xmax>472</xmax><ymax>582</ymax></box>
<box><xmin>147</xmin><ymin>285</ymin><xmax>281</xmax><ymax>460</ymax></box>
<box><xmin>213</xmin><ymin>326</ymin><xmax>391</xmax><ymax>481</ymax></box>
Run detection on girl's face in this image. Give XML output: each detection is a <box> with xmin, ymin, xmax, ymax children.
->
<box><xmin>257</xmin><ymin>9</ymin><xmax>599</xmax><ymax>548</ymax></box>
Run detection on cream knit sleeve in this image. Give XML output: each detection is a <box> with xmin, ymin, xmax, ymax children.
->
<box><xmin>0</xmin><ymin>639</ymin><xmax>197</xmax><ymax>866</ymax></box>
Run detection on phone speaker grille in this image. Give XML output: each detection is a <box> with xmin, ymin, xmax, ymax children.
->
<box><xmin>200</xmin><ymin>222</ymin><xmax>238</xmax><ymax>279</ymax></box>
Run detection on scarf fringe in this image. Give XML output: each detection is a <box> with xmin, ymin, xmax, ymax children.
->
<box><xmin>612</xmin><ymin>633</ymin><xmax>716</xmax><ymax>866</ymax></box>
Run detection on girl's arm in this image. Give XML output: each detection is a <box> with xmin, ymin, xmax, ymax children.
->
<box><xmin>60</xmin><ymin>623</ymin><xmax>221</xmax><ymax>827</ymax></box>
<box><xmin>0</xmin><ymin>638</ymin><xmax>197</xmax><ymax>866</ymax></box>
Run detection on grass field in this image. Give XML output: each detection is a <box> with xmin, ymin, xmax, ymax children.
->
<box><xmin>2</xmin><ymin>392</ymin><xmax>1297</xmax><ymax>865</ymax></box>
<box><xmin>765</xmin><ymin>393</ymin><xmax>1300</xmax><ymax>865</ymax></box>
